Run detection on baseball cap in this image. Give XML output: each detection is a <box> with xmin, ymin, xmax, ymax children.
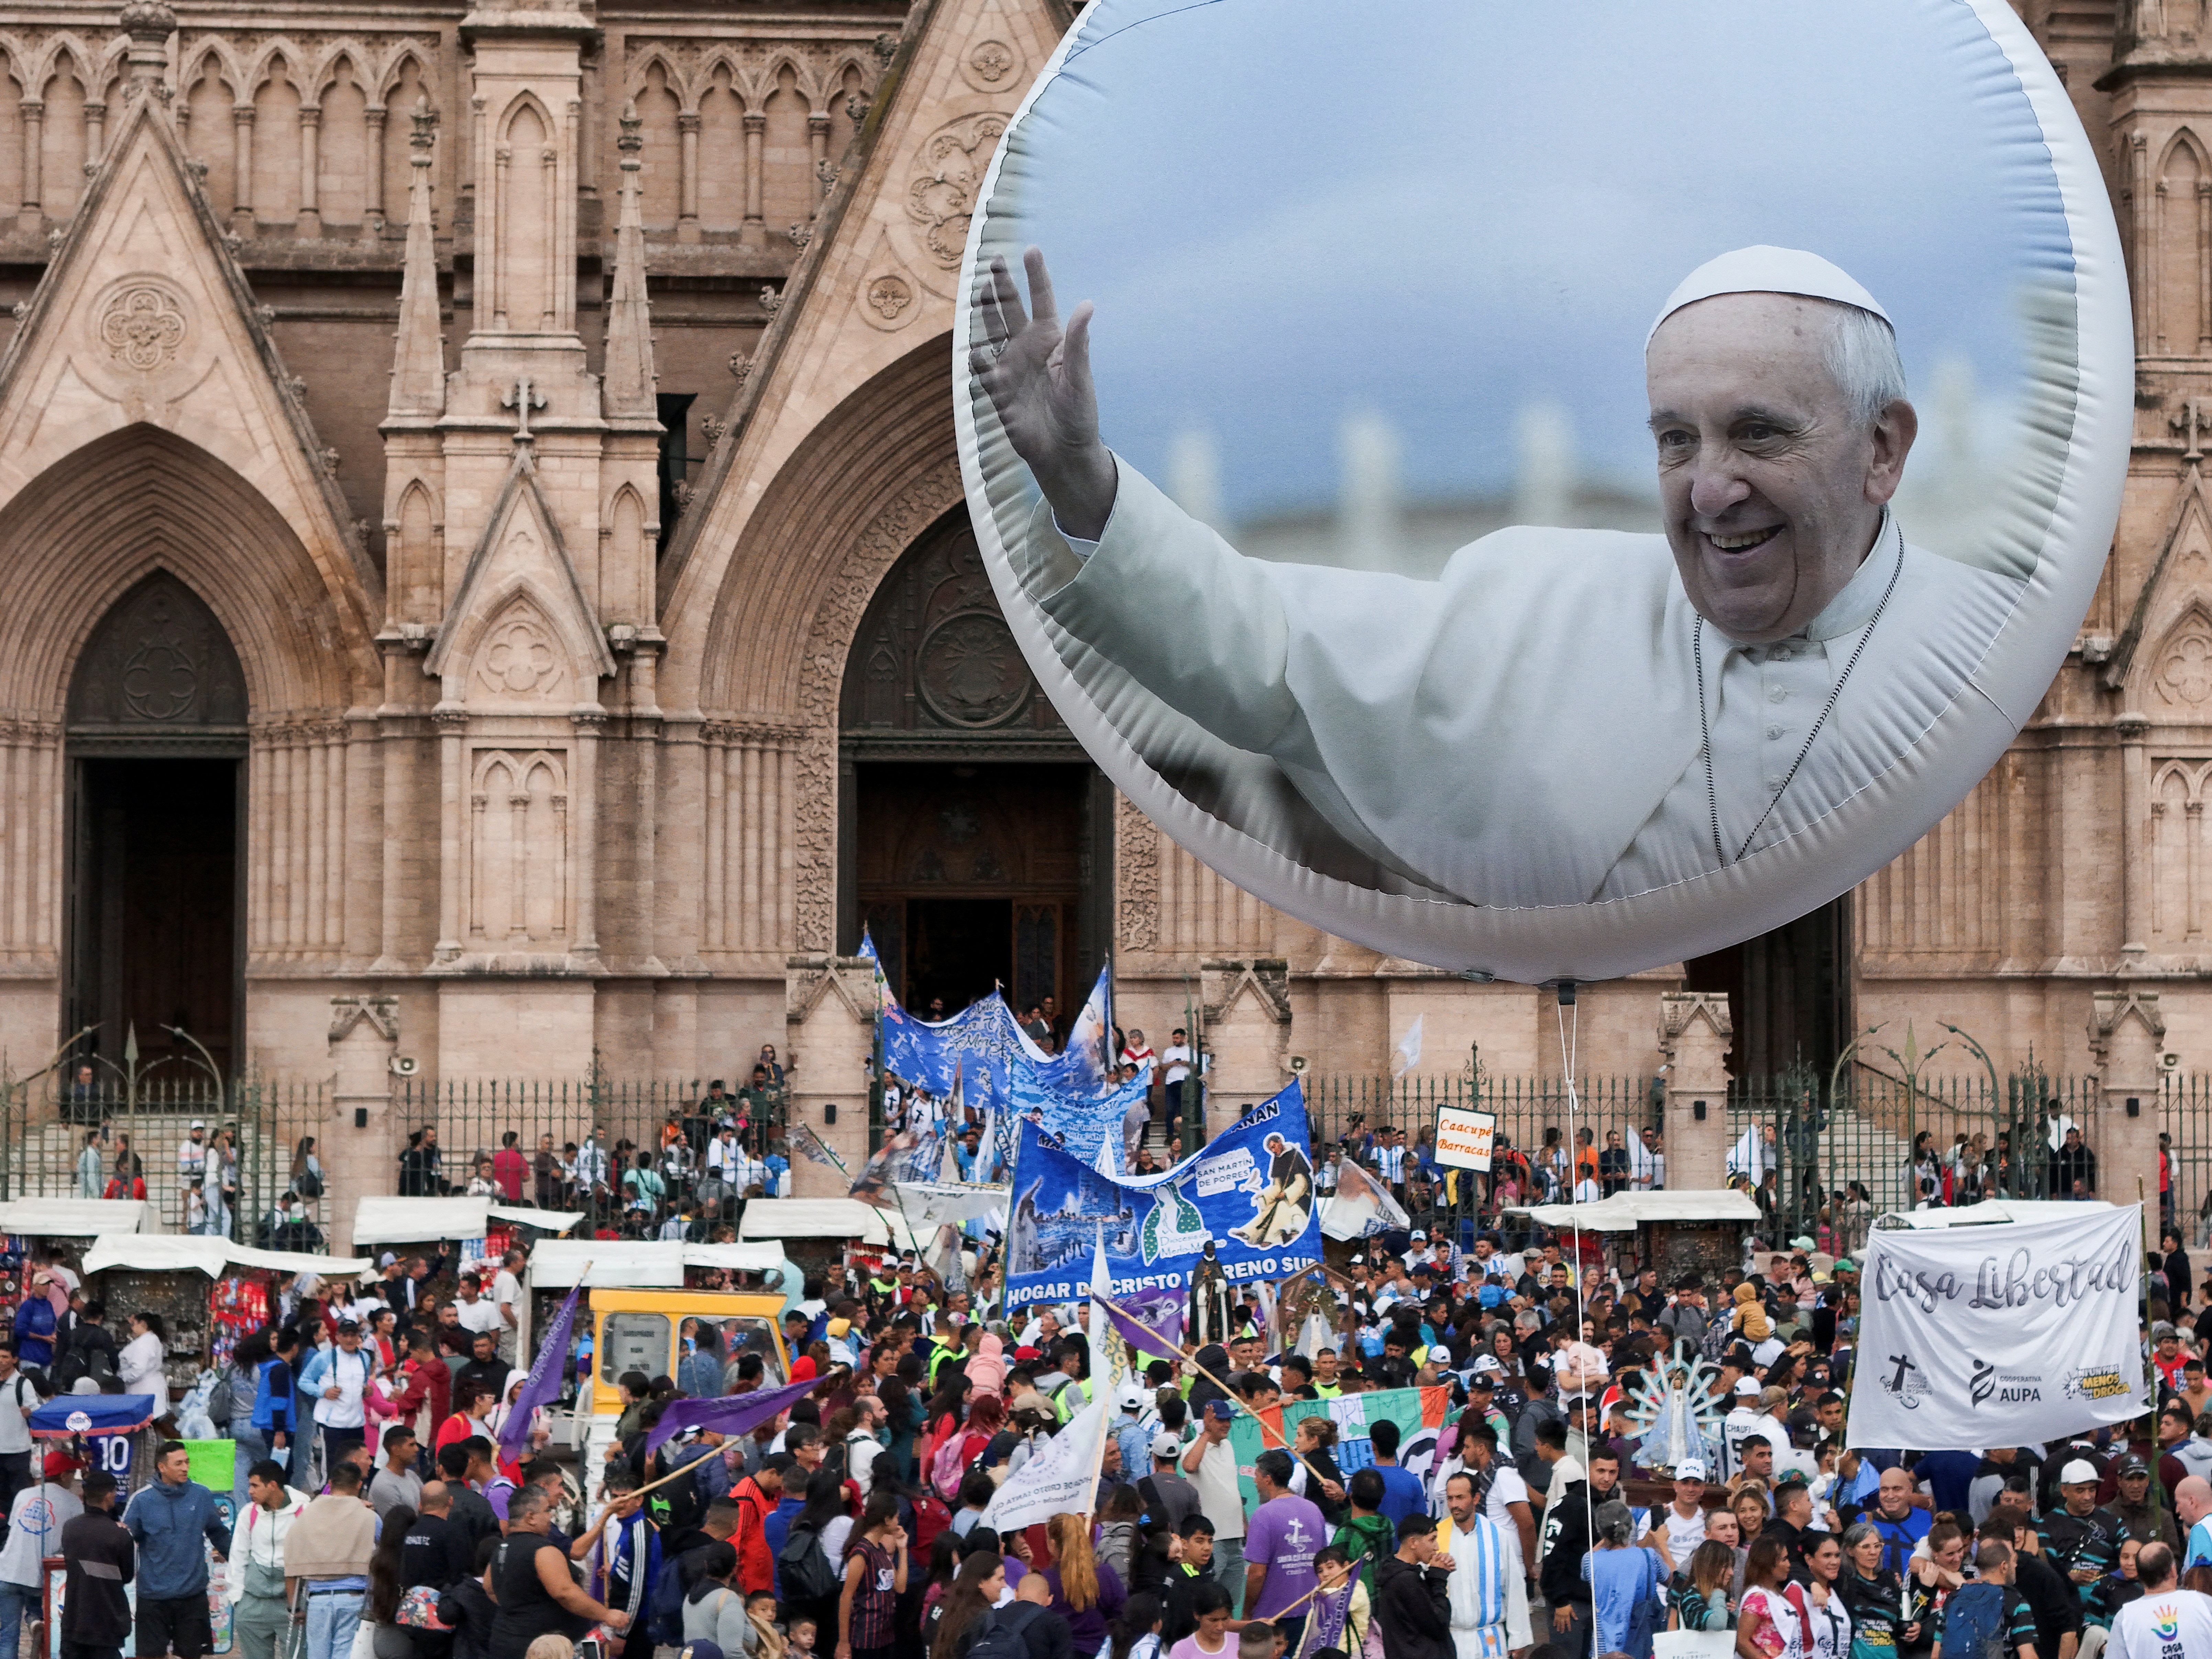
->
<box><xmin>1204</xmin><ymin>1399</ymin><xmax>1236</xmax><ymax>1421</ymax></box>
<box><xmin>1675</xmin><ymin>1459</ymin><xmax>1708</xmax><ymax>1482</ymax></box>
<box><xmin>379</xmin><ymin>1252</ymin><xmax>398</xmax><ymax>1268</ymax></box>
<box><xmin>2060</xmin><ymin>1458</ymin><xmax>2101</xmax><ymax>1485</ymax></box>
<box><xmin>190</xmin><ymin>1119</ymin><xmax>205</xmax><ymax>1130</ymax></box>
<box><xmin>1410</xmin><ymin>1229</ymin><xmax>1428</xmax><ymax>1241</ymax></box>
<box><xmin>1734</xmin><ymin>1378</ymin><xmax>1761</xmax><ymax>1396</ymax></box>
<box><xmin>2117</xmin><ymin>1454</ymin><xmax>2150</xmax><ymax>1478</ymax></box>
<box><xmin>1150</xmin><ymin>1431</ymin><xmax>1183</xmax><ymax>1460</ymax></box>
<box><xmin>1117</xmin><ymin>1382</ymin><xmax>1146</xmax><ymax>1412</ymax></box>
<box><xmin>1789</xmin><ymin>1235</ymin><xmax>1816</xmax><ymax>1252</ymax></box>
<box><xmin>42</xmin><ymin>1452</ymin><xmax>80</xmax><ymax>1477</ymax></box>
<box><xmin>1472</xmin><ymin>1355</ymin><xmax>1504</xmax><ymax>1376</ymax></box>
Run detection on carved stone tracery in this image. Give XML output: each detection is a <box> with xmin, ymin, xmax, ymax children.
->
<box><xmin>99</xmin><ymin>281</ymin><xmax>188</xmax><ymax>370</ymax></box>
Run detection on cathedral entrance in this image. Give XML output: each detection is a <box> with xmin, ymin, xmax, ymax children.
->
<box><xmin>838</xmin><ymin>506</ymin><xmax>1110</xmax><ymax>1024</ymax></box>
<box><xmin>64</xmin><ymin>574</ymin><xmax>248</xmax><ymax>1080</ymax></box>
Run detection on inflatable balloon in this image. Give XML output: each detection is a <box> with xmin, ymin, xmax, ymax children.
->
<box><xmin>955</xmin><ymin>0</ymin><xmax>2130</xmax><ymax>985</ymax></box>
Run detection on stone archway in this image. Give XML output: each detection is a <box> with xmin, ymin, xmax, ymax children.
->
<box><xmin>835</xmin><ymin>503</ymin><xmax>1109</xmax><ymax>1022</ymax></box>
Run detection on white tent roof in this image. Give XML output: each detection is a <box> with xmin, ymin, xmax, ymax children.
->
<box><xmin>738</xmin><ymin>1197</ymin><xmax>925</xmax><ymax>1252</ymax></box>
<box><xmin>0</xmin><ymin>1199</ymin><xmax>164</xmax><ymax>1237</ymax></box>
<box><xmin>527</xmin><ymin>1240</ymin><xmax>793</xmax><ymax>1288</ymax></box>
<box><xmin>1504</xmin><ymin>1189</ymin><xmax>1761</xmax><ymax>1234</ymax></box>
<box><xmin>83</xmin><ymin>1234</ymin><xmax>367</xmax><ymax>1279</ymax></box>
<box><xmin>1880</xmin><ymin>1198</ymin><xmax>2119</xmax><ymax>1229</ymax></box>
<box><xmin>349</xmin><ymin>1197</ymin><xmax>583</xmax><ymax>1246</ymax></box>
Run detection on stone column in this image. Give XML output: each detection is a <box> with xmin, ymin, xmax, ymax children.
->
<box><xmin>740</xmin><ymin>111</ymin><xmax>765</xmax><ymax>248</ymax></box>
<box><xmin>1658</xmin><ymin>990</ymin><xmax>1732</xmax><ymax>1190</ymax></box>
<box><xmin>2090</xmin><ymin>989</ymin><xmax>2166</xmax><ymax>1245</ymax></box>
<box><xmin>327</xmin><ymin>995</ymin><xmax>400</xmax><ymax>1257</ymax></box>
<box><xmin>2120</xmin><ymin>711</ymin><xmax>2150</xmax><ymax>958</ymax></box>
<box><xmin>18</xmin><ymin>100</ymin><xmax>41</xmax><ymax>231</ymax></box>
<box><xmin>298</xmin><ymin>105</ymin><xmax>322</xmax><ymax>235</ymax></box>
<box><xmin>231</xmin><ymin>106</ymin><xmax>255</xmax><ymax>235</ymax></box>
<box><xmin>784</xmin><ymin>954</ymin><xmax>877</xmax><ymax>1195</ymax></box>
<box><xmin>364</xmin><ymin>105</ymin><xmax>387</xmax><ymax>233</ymax></box>
<box><xmin>807</xmin><ymin>113</ymin><xmax>829</xmax><ymax>213</ymax></box>
<box><xmin>676</xmin><ymin>111</ymin><xmax>700</xmax><ymax>242</ymax></box>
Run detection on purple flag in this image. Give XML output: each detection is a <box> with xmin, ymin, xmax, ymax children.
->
<box><xmin>1102</xmin><ymin>1290</ymin><xmax>1185</xmax><ymax>1364</ymax></box>
<box><xmin>499</xmin><ymin>1281</ymin><xmax>583</xmax><ymax>1463</ymax></box>
<box><xmin>644</xmin><ymin>1373</ymin><xmax>816</xmax><ymax>1458</ymax></box>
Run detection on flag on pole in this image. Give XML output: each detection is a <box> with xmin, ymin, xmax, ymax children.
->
<box><xmin>1391</xmin><ymin>1015</ymin><xmax>1424</xmax><ymax>1078</ymax></box>
<box><xmin>979</xmin><ymin>1391</ymin><xmax>1109</xmax><ymax>1532</ymax></box>
<box><xmin>644</xmin><ymin>1374</ymin><xmax>816</xmax><ymax>1458</ymax></box>
<box><xmin>787</xmin><ymin>1124</ymin><xmax>844</xmax><ymax>1171</ymax></box>
<box><xmin>1086</xmin><ymin>1223</ymin><xmax>1119</xmax><ymax>1391</ymax></box>
<box><xmin>1098</xmin><ymin>1289</ymin><xmax>1186</xmax><ymax>1365</ymax></box>
<box><xmin>499</xmin><ymin>1278</ymin><xmax>585</xmax><ymax>1463</ymax></box>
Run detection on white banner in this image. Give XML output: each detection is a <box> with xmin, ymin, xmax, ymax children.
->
<box><xmin>980</xmin><ymin>1392</ymin><xmax>1108</xmax><ymax>1531</ymax></box>
<box><xmin>1847</xmin><ymin>1203</ymin><xmax>2148</xmax><ymax>1449</ymax></box>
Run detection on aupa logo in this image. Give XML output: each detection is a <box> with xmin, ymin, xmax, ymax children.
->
<box><xmin>1968</xmin><ymin>1358</ymin><xmax>1995</xmax><ymax>1406</ymax></box>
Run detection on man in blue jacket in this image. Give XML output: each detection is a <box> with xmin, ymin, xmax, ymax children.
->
<box><xmin>122</xmin><ymin>1440</ymin><xmax>231</xmax><ymax>1659</ymax></box>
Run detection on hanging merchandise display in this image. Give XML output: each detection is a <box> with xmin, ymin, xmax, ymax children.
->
<box><xmin>955</xmin><ymin>0</ymin><xmax>2130</xmax><ymax>983</ymax></box>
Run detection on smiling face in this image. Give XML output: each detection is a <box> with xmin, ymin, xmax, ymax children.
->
<box><xmin>1648</xmin><ymin>292</ymin><xmax>1914</xmax><ymax>644</ymax></box>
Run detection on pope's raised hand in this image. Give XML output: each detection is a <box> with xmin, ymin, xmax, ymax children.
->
<box><xmin>970</xmin><ymin>246</ymin><xmax>1118</xmax><ymax>541</ymax></box>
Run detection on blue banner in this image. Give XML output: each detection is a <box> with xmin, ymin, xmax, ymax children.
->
<box><xmin>862</xmin><ymin>934</ymin><xmax>1139</xmax><ymax>1168</ymax></box>
<box><xmin>1004</xmin><ymin>1080</ymin><xmax>1322</xmax><ymax>1312</ymax></box>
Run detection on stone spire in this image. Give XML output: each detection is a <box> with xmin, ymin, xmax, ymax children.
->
<box><xmin>119</xmin><ymin>0</ymin><xmax>175</xmax><ymax>100</ymax></box>
<box><xmin>388</xmin><ymin>99</ymin><xmax>445</xmax><ymax>418</ymax></box>
<box><xmin>601</xmin><ymin>100</ymin><xmax>658</xmax><ymax>419</ymax></box>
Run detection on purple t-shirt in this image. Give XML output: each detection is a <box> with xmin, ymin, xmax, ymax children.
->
<box><xmin>1245</xmin><ymin>1495</ymin><xmax>1327</xmax><ymax>1619</ymax></box>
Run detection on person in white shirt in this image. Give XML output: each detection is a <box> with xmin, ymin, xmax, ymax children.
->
<box><xmin>2106</xmin><ymin>1541</ymin><xmax>2212</xmax><ymax>1659</ymax></box>
<box><xmin>1160</xmin><ymin>1029</ymin><xmax>1194</xmax><ymax>1143</ymax></box>
<box><xmin>454</xmin><ymin>1276</ymin><xmax>503</xmax><ymax>1339</ymax></box>
<box><xmin>178</xmin><ymin>1122</ymin><xmax>208</xmax><ymax>1179</ymax></box>
<box><xmin>0</xmin><ymin>1452</ymin><xmax>81</xmax><ymax>1659</ymax></box>
<box><xmin>1652</xmin><ymin>1460</ymin><xmax>1711</xmax><ymax>1571</ymax></box>
<box><xmin>1438</xmin><ymin>1468</ymin><xmax>1530</xmax><ymax>1656</ymax></box>
<box><xmin>0</xmin><ymin>1351</ymin><xmax>44</xmax><ymax>1517</ymax></box>
<box><xmin>227</xmin><ymin>1463</ymin><xmax>310</xmax><ymax>1659</ymax></box>
<box><xmin>491</xmin><ymin>1250</ymin><xmax>524</xmax><ymax>1365</ymax></box>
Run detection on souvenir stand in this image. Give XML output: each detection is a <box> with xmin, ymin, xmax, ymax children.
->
<box><xmin>79</xmin><ymin>1234</ymin><xmax>370</xmax><ymax>1449</ymax></box>
<box><xmin>0</xmin><ymin>1199</ymin><xmax>163</xmax><ymax>1386</ymax></box>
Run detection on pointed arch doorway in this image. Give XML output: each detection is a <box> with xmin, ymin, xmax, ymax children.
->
<box><xmin>836</xmin><ymin>505</ymin><xmax>1113</xmax><ymax>1025</ymax></box>
<box><xmin>64</xmin><ymin>573</ymin><xmax>248</xmax><ymax>1082</ymax></box>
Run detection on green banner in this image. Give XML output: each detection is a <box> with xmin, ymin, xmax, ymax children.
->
<box><xmin>1225</xmin><ymin>1384</ymin><xmax>1446</xmax><ymax>1507</ymax></box>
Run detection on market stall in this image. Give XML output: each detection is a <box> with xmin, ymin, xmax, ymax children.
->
<box><xmin>0</xmin><ymin>1199</ymin><xmax>167</xmax><ymax>1390</ymax></box>
<box><xmin>81</xmin><ymin>1234</ymin><xmax>369</xmax><ymax>1399</ymax></box>
<box><xmin>1504</xmin><ymin>1188</ymin><xmax>1761</xmax><ymax>1283</ymax></box>
<box><xmin>350</xmin><ymin>1196</ymin><xmax>583</xmax><ymax>1285</ymax></box>
<box><xmin>736</xmin><ymin>1196</ymin><xmax>926</xmax><ymax>1279</ymax></box>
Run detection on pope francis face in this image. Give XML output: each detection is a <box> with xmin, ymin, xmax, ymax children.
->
<box><xmin>1646</xmin><ymin>292</ymin><xmax>1917</xmax><ymax>645</ymax></box>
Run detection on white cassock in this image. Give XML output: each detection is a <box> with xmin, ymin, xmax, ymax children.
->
<box><xmin>1438</xmin><ymin>1512</ymin><xmax>1524</xmax><ymax>1659</ymax></box>
<box><xmin>1035</xmin><ymin>471</ymin><xmax>2022</xmax><ymax>909</ymax></box>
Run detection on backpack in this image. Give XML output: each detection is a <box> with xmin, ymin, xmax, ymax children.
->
<box><xmin>396</xmin><ymin>1586</ymin><xmax>451</xmax><ymax>1631</ymax></box>
<box><xmin>966</xmin><ymin>1604</ymin><xmax>1043</xmax><ymax>1659</ymax></box>
<box><xmin>1938</xmin><ymin>1582</ymin><xmax>2009</xmax><ymax>1659</ymax></box>
<box><xmin>778</xmin><ymin>1521</ymin><xmax>840</xmax><ymax>1603</ymax></box>
<box><xmin>931</xmin><ymin>1429</ymin><xmax>969</xmax><ymax>1501</ymax></box>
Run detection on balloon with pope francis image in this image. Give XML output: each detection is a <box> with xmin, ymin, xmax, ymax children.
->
<box><xmin>955</xmin><ymin>0</ymin><xmax>2132</xmax><ymax>985</ymax></box>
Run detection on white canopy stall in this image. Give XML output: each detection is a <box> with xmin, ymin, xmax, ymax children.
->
<box><xmin>349</xmin><ymin>1196</ymin><xmax>584</xmax><ymax>1249</ymax></box>
<box><xmin>0</xmin><ymin>1198</ymin><xmax>165</xmax><ymax>1236</ymax></box>
<box><xmin>1878</xmin><ymin>1197</ymin><xmax>2119</xmax><ymax>1229</ymax></box>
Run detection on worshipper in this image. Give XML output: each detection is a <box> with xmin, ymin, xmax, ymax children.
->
<box><xmin>61</xmin><ymin>1471</ymin><xmax>132</xmax><ymax>1659</ymax></box>
<box><xmin>1375</xmin><ymin>1514</ymin><xmax>1453</xmax><ymax>1659</ymax></box>
<box><xmin>1435</xmin><ymin>1470</ymin><xmax>1523</xmax><ymax>1657</ymax></box>
<box><xmin>287</xmin><ymin>1457</ymin><xmax>377</xmax><ymax>1659</ymax></box>
<box><xmin>226</xmin><ymin>1460</ymin><xmax>310</xmax><ymax>1659</ymax></box>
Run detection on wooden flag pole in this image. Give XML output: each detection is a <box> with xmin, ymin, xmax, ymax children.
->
<box><xmin>621</xmin><ymin>1364</ymin><xmax>858</xmax><ymax>1503</ymax></box>
<box><xmin>1096</xmin><ymin>1292</ymin><xmax>1339</xmax><ymax>1498</ymax></box>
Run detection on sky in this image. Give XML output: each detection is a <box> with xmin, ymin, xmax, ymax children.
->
<box><xmin>999</xmin><ymin>0</ymin><xmax>2072</xmax><ymax>527</ymax></box>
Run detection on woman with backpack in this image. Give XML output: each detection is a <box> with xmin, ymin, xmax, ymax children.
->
<box><xmin>364</xmin><ymin>1502</ymin><xmax>419</xmax><ymax>1659</ymax></box>
<box><xmin>1584</xmin><ymin>1499</ymin><xmax>1667</xmax><ymax>1659</ymax></box>
<box><xmin>781</xmin><ymin>1466</ymin><xmax>855</xmax><ymax>1650</ymax></box>
<box><xmin>835</xmin><ymin>1488</ymin><xmax>909</xmax><ymax>1659</ymax></box>
<box><xmin>926</xmin><ymin>1551</ymin><xmax>1006</xmax><ymax>1659</ymax></box>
